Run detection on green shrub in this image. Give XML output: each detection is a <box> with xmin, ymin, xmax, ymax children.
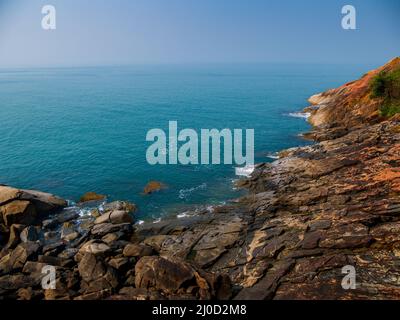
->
<box><xmin>370</xmin><ymin>72</ymin><xmax>387</xmax><ymax>98</ymax></box>
<box><xmin>370</xmin><ymin>66</ymin><xmax>400</xmax><ymax>117</ymax></box>
<box><xmin>380</xmin><ymin>104</ymin><xmax>400</xmax><ymax>117</ymax></box>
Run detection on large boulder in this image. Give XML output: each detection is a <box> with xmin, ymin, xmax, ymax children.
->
<box><xmin>134</xmin><ymin>256</ymin><xmax>232</xmax><ymax>299</ymax></box>
<box><xmin>0</xmin><ymin>242</ymin><xmax>41</xmax><ymax>275</ymax></box>
<box><xmin>78</xmin><ymin>253</ymin><xmax>118</xmax><ymax>294</ymax></box>
<box><xmin>135</xmin><ymin>256</ymin><xmax>194</xmax><ymax>293</ymax></box>
<box><xmin>0</xmin><ymin>201</ymin><xmax>36</xmax><ymax>226</ymax></box>
<box><xmin>0</xmin><ymin>186</ymin><xmax>67</xmax><ymax>227</ymax></box>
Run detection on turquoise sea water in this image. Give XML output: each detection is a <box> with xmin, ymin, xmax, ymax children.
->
<box><xmin>0</xmin><ymin>64</ymin><xmax>374</xmax><ymax>220</ymax></box>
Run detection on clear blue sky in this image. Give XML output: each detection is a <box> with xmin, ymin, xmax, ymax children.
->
<box><xmin>0</xmin><ymin>0</ymin><xmax>399</xmax><ymax>67</ymax></box>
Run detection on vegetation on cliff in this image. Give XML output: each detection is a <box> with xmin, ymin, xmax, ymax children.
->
<box><xmin>371</xmin><ymin>65</ymin><xmax>400</xmax><ymax>117</ymax></box>
<box><xmin>307</xmin><ymin>57</ymin><xmax>400</xmax><ymax>128</ymax></box>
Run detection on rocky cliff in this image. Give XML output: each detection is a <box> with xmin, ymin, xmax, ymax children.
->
<box><xmin>1</xmin><ymin>58</ymin><xmax>400</xmax><ymax>300</ymax></box>
<box><xmin>307</xmin><ymin>57</ymin><xmax>400</xmax><ymax>129</ymax></box>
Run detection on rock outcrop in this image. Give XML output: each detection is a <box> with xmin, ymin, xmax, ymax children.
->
<box><xmin>307</xmin><ymin>57</ymin><xmax>400</xmax><ymax>128</ymax></box>
<box><xmin>1</xmin><ymin>58</ymin><xmax>400</xmax><ymax>300</ymax></box>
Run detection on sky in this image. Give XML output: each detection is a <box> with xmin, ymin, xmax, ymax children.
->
<box><xmin>0</xmin><ymin>0</ymin><xmax>399</xmax><ymax>67</ymax></box>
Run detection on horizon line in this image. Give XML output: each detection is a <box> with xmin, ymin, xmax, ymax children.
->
<box><xmin>0</xmin><ymin>60</ymin><xmax>387</xmax><ymax>71</ymax></box>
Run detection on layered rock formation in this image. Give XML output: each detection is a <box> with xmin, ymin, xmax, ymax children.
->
<box><xmin>1</xmin><ymin>58</ymin><xmax>399</xmax><ymax>300</ymax></box>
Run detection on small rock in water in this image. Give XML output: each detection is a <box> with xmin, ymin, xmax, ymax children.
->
<box><xmin>79</xmin><ymin>192</ymin><xmax>106</xmax><ymax>203</ymax></box>
<box><xmin>143</xmin><ymin>181</ymin><xmax>167</xmax><ymax>195</ymax></box>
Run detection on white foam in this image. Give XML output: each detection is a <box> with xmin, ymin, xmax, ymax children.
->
<box><xmin>288</xmin><ymin>112</ymin><xmax>311</xmax><ymax>120</ymax></box>
<box><xmin>235</xmin><ymin>165</ymin><xmax>255</xmax><ymax>177</ymax></box>
<box><xmin>136</xmin><ymin>220</ymin><xmax>144</xmax><ymax>225</ymax></box>
<box><xmin>266</xmin><ymin>152</ymin><xmax>279</xmax><ymax>160</ymax></box>
<box><xmin>177</xmin><ymin>212</ymin><xmax>190</xmax><ymax>219</ymax></box>
<box><xmin>178</xmin><ymin>183</ymin><xmax>207</xmax><ymax>200</ymax></box>
<box><xmin>206</xmin><ymin>205</ymin><xmax>215</xmax><ymax>213</ymax></box>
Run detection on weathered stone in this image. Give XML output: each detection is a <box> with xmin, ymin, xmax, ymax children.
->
<box><xmin>91</xmin><ymin>223</ymin><xmax>133</xmax><ymax>237</ymax></box>
<box><xmin>58</xmin><ymin>248</ymin><xmax>79</xmax><ymax>260</ymax></box>
<box><xmin>63</xmin><ymin>232</ymin><xmax>79</xmax><ymax>242</ymax></box>
<box><xmin>78</xmin><ymin>253</ymin><xmax>118</xmax><ymax>293</ymax></box>
<box><xmin>78</xmin><ymin>253</ymin><xmax>106</xmax><ymax>282</ymax></box>
<box><xmin>123</xmin><ymin>243</ymin><xmax>154</xmax><ymax>258</ymax></box>
<box><xmin>0</xmin><ymin>186</ymin><xmax>66</xmax><ymax>217</ymax></box>
<box><xmin>79</xmin><ymin>240</ymin><xmax>111</xmax><ymax>257</ymax></box>
<box><xmin>135</xmin><ymin>256</ymin><xmax>195</xmax><ymax>293</ymax></box>
<box><xmin>142</xmin><ymin>235</ymin><xmax>170</xmax><ymax>252</ymax></box>
<box><xmin>42</xmin><ymin>210</ymin><xmax>79</xmax><ymax>229</ymax></box>
<box><xmin>95</xmin><ymin>210</ymin><xmax>133</xmax><ymax>225</ymax></box>
<box><xmin>5</xmin><ymin>224</ymin><xmax>25</xmax><ymax>249</ymax></box>
<box><xmin>108</xmin><ymin>257</ymin><xmax>129</xmax><ymax>271</ymax></box>
<box><xmin>103</xmin><ymin>201</ymin><xmax>137</xmax><ymax>213</ymax></box>
<box><xmin>0</xmin><ymin>242</ymin><xmax>40</xmax><ymax>274</ymax></box>
<box><xmin>22</xmin><ymin>261</ymin><xmax>48</xmax><ymax>274</ymax></box>
<box><xmin>38</xmin><ymin>255</ymin><xmax>72</xmax><ymax>268</ymax></box>
<box><xmin>43</xmin><ymin>241</ymin><xmax>65</xmax><ymax>255</ymax></box>
<box><xmin>0</xmin><ymin>201</ymin><xmax>36</xmax><ymax>226</ymax></box>
<box><xmin>0</xmin><ymin>274</ymin><xmax>40</xmax><ymax>291</ymax></box>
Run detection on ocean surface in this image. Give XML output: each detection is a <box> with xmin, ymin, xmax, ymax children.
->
<box><xmin>0</xmin><ymin>63</ymin><xmax>375</xmax><ymax>221</ymax></box>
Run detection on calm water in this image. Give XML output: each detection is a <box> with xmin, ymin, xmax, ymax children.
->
<box><xmin>0</xmin><ymin>64</ymin><xmax>374</xmax><ymax>220</ymax></box>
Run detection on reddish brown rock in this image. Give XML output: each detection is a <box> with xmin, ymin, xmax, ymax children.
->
<box><xmin>142</xmin><ymin>181</ymin><xmax>167</xmax><ymax>195</ymax></box>
<box><xmin>79</xmin><ymin>192</ymin><xmax>106</xmax><ymax>203</ymax></box>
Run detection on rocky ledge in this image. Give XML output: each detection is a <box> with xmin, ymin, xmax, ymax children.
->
<box><xmin>1</xmin><ymin>58</ymin><xmax>400</xmax><ymax>300</ymax></box>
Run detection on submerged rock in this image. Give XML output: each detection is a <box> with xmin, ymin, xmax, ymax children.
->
<box><xmin>78</xmin><ymin>192</ymin><xmax>106</xmax><ymax>203</ymax></box>
<box><xmin>142</xmin><ymin>181</ymin><xmax>167</xmax><ymax>195</ymax></box>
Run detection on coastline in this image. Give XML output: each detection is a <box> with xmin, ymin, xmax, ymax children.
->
<box><xmin>1</xmin><ymin>58</ymin><xmax>400</xmax><ymax>300</ymax></box>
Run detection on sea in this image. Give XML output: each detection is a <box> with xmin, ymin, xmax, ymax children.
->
<box><xmin>0</xmin><ymin>63</ymin><xmax>375</xmax><ymax>221</ymax></box>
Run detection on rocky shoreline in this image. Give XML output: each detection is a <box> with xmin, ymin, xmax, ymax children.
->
<box><xmin>1</xmin><ymin>58</ymin><xmax>400</xmax><ymax>300</ymax></box>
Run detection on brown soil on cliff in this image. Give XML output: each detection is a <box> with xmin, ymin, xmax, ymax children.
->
<box><xmin>307</xmin><ymin>57</ymin><xmax>400</xmax><ymax>128</ymax></box>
